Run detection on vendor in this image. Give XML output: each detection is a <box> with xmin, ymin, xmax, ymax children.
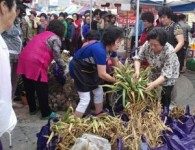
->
<box><xmin>133</xmin><ymin>27</ymin><xmax>180</xmax><ymax>109</ymax></box>
<box><xmin>69</xmin><ymin>26</ymin><xmax>124</xmax><ymax>118</ymax></box>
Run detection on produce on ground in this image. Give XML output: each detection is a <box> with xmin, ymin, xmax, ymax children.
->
<box><xmin>44</xmin><ymin>59</ymin><xmax>193</xmax><ymax>149</ymax></box>
<box><xmin>102</xmin><ymin>59</ymin><xmax>160</xmax><ymax>107</ymax></box>
<box><xmin>48</xmin><ymin>50</ymin><xmax>78</xmax><ymax>111</ymax></box>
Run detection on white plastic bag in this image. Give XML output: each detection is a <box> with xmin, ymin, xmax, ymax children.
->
<box><xmin>71</xmin><ymin>137</ymin><xmax>99</xmax><ymax>150</ymax></box>
<box><xmin>71</xmin><ymin>134</ymin><xmax>111</xmax><ymax>150</ymax></box>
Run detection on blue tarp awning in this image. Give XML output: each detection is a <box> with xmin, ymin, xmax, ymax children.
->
<box><xmin>171</xmin><ymin>2</ymin><xmax>195</xmax><ymax>12</ymax></box>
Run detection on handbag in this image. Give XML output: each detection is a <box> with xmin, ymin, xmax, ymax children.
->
<box><xmin>72</xmin><ymin>41</ymin><xmax>103</xmax><ymax>92</ymax></box>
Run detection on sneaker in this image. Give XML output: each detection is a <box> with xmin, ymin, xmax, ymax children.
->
<box><xmin>41</xmin><ymin>112</ymin><xmax>57</xmax><ymax>120</ymax></box>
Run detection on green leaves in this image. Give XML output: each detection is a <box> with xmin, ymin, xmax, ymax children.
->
<box><xmin>102</xmin><ymin>59</ymin><xmax>159</xmax><ymax>108</ymax></box>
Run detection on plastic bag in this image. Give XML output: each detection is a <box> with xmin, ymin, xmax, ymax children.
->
<box><xmin>71</xmin><ymin>134</ymin><xmax>111</xmax><ymax>150</ymax></box>
<box><xmin>169</xmin><ymin>119</ymin><xmax>188</xmax><ymax>139</ymax></box>
<box><xmin>37</xmin><ymin>118</ymin><xmax>59</xmax><ymax>150</ymax></box>
<box><xmin>151</xmin><ymin>145</ymin><xmax>169</xmax><ymax>150</ymax></box>
<box><xmin>164</xmin><ymin>134</ymin><xmax>195</xmax><ymax>150</ymax></box>
<box><xmin>178</xmin><ymin>105</ymin><xmax>195</xmax><ymax>135</ymax></box>
<box><xmin>140</xmin><ymin>135</ymin><xmax>170</xmax><ymax>150</ymax></box>
<box><xmin>167</xmin><ymin>105</ymin><xmax>195</xmax><ymax>136</ymax></box>
<box><xmin>52</xmin><ymin>62</ymin><xmax>66</xmax><ymax>85</ymax></box>
<box><xmin>140</xmin><ymin>136</ymin><xmax>151</xmax><ymax>150</ymax></box>
<box><xmin>71</xmin><ymin>137</ymin><xmax>99</xmax><ymax>150</ymax></box>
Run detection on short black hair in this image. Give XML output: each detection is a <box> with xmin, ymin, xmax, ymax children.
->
<box><xmin>93</xmin><ymin>9</ymin><xmax>101</xmax><ymax>17</ymax></box>
<box><xmin>101</xmin><ymin>26</ymin><xmax>124</xmax><ymax>46</ymax></box>
<box><xmin>178</xmin><ymin>14</ymin><xmax>186</xmax><ymax>21</ymax></box>
<box><xmin>158</xmin><ymin>7</ymin><xmax>173</xmax><ymax>19</ymax></box>
<box><xmin>147</xmin><ymin>27</ymin><xmax>167</xmax><ymax>46</ymax></box>
<box><xmin>46</xmin><ymin>20</ymin><xmax>65</xmax><ymax>39</ymax></box>
<box><xmin>84</xmin><ymin>10</ymin><xmax>90</xmax><ymax>16</ymax></box>
<box><xmin>85</xmin><ymin>30</ymin><xmax>100</xmax><ymax>41</ymax></box>
<box><xmin>16</xmin><ymin>3</ymin><xmax>28</xmax><ymax>16</ymax></box>
<box><xmin>40</xmin><ymin>13</ymin><xmax>47</xmax><ymax>19</ymax></box>
<box><xmin>30</xmin><ymin>10</ymin><xmax>37</xmax><ymax>17</ymax></box>
<box><xmin>1</xmin><ymin>0</ymin><xmax>15</xmax><ymax>10</ymax></box>
<box><xmin>59</xmin><ymin>12</ymin><xmax>65</xmax><ymax>18</ymax></box>
<box><xmin>172</xmin><ymin>14</ymin><xmax>178</xmax><ymax>23</ymax></box>
<box><xmin>50</xmin><ymin>13</ymin><xmax>58</xmax><ymax>20</ymax></box>
<box><xmin>72</xmin><ymin>13</ymin><xmax>79</xmax><ymax>20</ymax></box>
<box><xmin>141</xmin><ymin>11</ymin><xmax>154</xmax><ymax>23</ymax></box>
<box><xmin>100</xmin><ymin>11</ymin><xmax>107</xmax><ymax>18</ymax></box>
<box><xmin>64</xmin><ymin>12</ymin><xmax>68</xmax><ymax>18</ymax></box>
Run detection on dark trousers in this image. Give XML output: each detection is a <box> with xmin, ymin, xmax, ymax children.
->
<box><xmin>65</xmin><ymin>39</ymin><xmax>74</xmax><ymax>56</ymax></box>
<box><xmin>22</xmin><ymin>76</ymin><xmax>51</xmax><ymax>117</ymax></box>
<box><xmin>177</xmin><ymin>48</ymin><xmax>185</xmax><ymax>71</ymax></box>
<box><xmin>161</xmin><ymin>85</ymin><xmax>174</xmax><ymax>108</ymax></box>
<box><xmin>61</xmin><ymin>40</ymin><xmax>67</xmax><ymax>52</ymax></box>
<box><xmin>130</xmin><ymin>36</ymin><xmax>140</xmax><ymax>49</ymax></box>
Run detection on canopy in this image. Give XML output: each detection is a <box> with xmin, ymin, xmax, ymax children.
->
<box><xmin>166</xmin><ymin>0</ymin><xmax>195</xmax><ymax>6</ymax></box>
<box><xmin>65</xmin><ymin>5</ymin><xmax>90</xmax><ymax>15</ymax></box>
<box><xmin>71</xmin><ymin>0</ymin><xmax>195</xmax><ymax>8</ymax></box>
<box><xmin>72</xmin><ymin>0</ymin><xmax>162</xmax><ymax>7</ymax></box>
<box><xmin>171</xmin><ymin>2</ymin><xmax>195</xmax><ymax>12</ymax></box>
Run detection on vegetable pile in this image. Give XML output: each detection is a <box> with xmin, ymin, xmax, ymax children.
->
<box><xmin>48</xmin><ymin>50</ymin><xmax>78</xmax><ymax>111</ymax></box>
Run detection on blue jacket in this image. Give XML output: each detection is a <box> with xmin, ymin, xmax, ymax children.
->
<box><xmin>66</xmin><ymin>23</ymin><xmax>75</xmax><ymax>40</ymax></box>
<box><xmin>82</xmin><ymin>24</ymin><xmax>90</xmax><ymax>38</ymax></box>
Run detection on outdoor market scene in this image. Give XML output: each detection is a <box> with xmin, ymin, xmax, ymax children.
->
<box><xmin>1</xmin><ymin>0</ymin><xmax>195</xmax><ymax>149</ymax></box>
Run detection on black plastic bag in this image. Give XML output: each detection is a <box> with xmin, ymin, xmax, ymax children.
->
<box><xmin>37</xmin><ymin>118</ymin><xmax>59</xmax><ymax>150</ymax></box>
<box><xmin>52</xmin><ymin>63</ymin><xmax>66</xmax><ymax>85</ymax></box>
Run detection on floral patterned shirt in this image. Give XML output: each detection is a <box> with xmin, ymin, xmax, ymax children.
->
<box><xmin>47</xmin><ymin>36</ymin><xmax>66</xmax><ymax>69</ymax></box>
<box><xmin>134</xmin><ymin>41</ymin><xmax>180</xmax><ymax>86</ymax></box>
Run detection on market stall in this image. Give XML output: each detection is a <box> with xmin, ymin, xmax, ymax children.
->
<box><xmin>37</xmin><ymin>60</ymin><xmax>195</xmax><ymax>150</ymax></box>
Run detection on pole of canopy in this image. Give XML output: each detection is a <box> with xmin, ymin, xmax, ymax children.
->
<box><xmin>90</xmin><ymin>0</ymin><xmax>93</xmax><ymax>30</ymax></box>
<box><xmin>163</xmin><ymin>0</ymin><xmax>166</xmax><ymax>6</ymax></box>
<box><xmin>135</xmin><ymin>0</ymin><xmax>140</xmax><ymax>56</ymax></box>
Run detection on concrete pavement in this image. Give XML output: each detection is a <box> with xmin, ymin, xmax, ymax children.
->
<box><xmin>1</xmin><ymin>70</ymin><xmax>195</xmax><ymax>150</ymax></box>
<box><xmin>174</xmin><ymin>70</ymin><xmax>195</xmax><ymax>111</ymax></box>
